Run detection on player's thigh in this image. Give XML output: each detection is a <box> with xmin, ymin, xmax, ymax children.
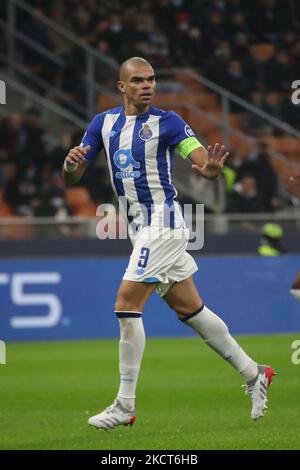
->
<box><xmin>115</xmin><ymin>279</ymin><xmax>158</xmax><ymax>312</ymax></box>
<box><xmin>163</xmin><ymin>275</ymin><xmax>203</xmax><ymax>315</ymax></box>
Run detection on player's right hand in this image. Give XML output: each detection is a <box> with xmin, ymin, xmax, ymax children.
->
<box><xmin>65</xmin><ymin>145</ymin><xmax>91</xmax><ymax>165</ymax></box>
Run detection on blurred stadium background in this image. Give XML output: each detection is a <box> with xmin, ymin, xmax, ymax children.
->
<box><xmin>0</xmin><ymin>0</ymin><xmax>300</xmax><ymax>450</ymax></box>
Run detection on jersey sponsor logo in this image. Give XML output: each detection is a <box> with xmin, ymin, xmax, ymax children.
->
<box><xmin>184</xmin><ymin>125</ymin><xmax>195</xmax><ymax>137</ymax></box>
<box><xmin>113</xmin><ymin>149</ymin><xmax>140</xmax><ymax>179</ymax></box>
<box><xmin>138</xmin><ymin>123</ymin><xmax>153</xmax><ymax>141</ymax></box>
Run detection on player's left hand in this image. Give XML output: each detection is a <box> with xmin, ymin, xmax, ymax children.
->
<box><xmin>192</xmin><ymin>143</ymin><xmax>229</xmax><ymax>180</ymax></box>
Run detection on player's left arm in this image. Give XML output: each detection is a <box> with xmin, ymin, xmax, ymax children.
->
<box><xmin>166</xmin><ymin>112</ymin><xmax>229</xmax><ymax>180</ymax></box>
<box><xmin>176</xmin><ymin>138</ymin><xmax>229</xmax><ymax>180</ymax></box>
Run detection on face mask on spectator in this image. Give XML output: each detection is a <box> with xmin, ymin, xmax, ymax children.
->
<box><xmin>111</xmin><ymin>23</ymin><xmax>122</xmax><ymax>33</ymax></box>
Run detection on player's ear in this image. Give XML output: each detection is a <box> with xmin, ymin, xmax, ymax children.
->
<box><xmin>117</xmin><ymin>81</ymin><xmax>125</xmax><ymax>93</ymax></box>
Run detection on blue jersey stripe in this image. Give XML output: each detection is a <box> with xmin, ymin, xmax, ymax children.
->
<box><xmin>157</xmin><ymin>120</ymin><xmax>176</xmax><ymax>202</ymax></box>
<box><xmin>132</xmin><ymin>118</ymin><xmax>154</xmax><ymax>226</ymax></box>
<box><xmin>108</xmin><ymin>112</ymin><xmax>134</xmax><ymax>225</ymax></box>
<box><xmin>108</xmin><ymin>112</ymin><xmax>126</xmax><ymax>197</ymax></box>
<box><xmin>156</xmin><ymin>120</ymin><xmax>177</xmax><ymax>228</ymax></box>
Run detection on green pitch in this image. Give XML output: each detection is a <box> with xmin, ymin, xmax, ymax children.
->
<box><xmin>1</xmin><ymin>334</ymin><xmax>300</xmax><ymax>450</ymax></box>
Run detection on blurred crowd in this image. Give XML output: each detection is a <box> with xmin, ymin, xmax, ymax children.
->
<box><xmin>0</xmin><ymin>110</ymin><xmax>289</xmax><ymax>218</ymax></box>
<box><xmin>188</xmin><ymin>141</ymin><xmax>290</xmax><ymax>214</ymax></box>
<box><xmin>1</xmin><ymin>0</ymin><xmax>299</xmax><ymax>125</ymax></box>
<box><xmin>0</xmin><ymin>110</ymin><xmax>113</xmax><ymax>217</ymax></box>
<box><xmin>0</xmin><ymin>0</ymin><xmax>298</xmax><ymax>219</ymax></box>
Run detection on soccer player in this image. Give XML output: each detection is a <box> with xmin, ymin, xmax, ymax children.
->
<box><xmin>291</xmin><ymin>270</ymin><xmax>300</xmax><ymax>301</ymax></box>
<box><xmin>62</xmin><ymin>57</ymin><xmax>275</xmax><ymax>429</ymax></box>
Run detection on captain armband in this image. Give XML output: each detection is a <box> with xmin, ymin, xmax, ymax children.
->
<box><xmin>176</xmin><ymin>137</ymin><xmax>204</xmax><ymax>159</ymax></box>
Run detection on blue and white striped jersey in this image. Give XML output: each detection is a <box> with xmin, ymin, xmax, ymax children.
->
<box><xmin>81</xmin><ymin>105</ymin><xmax>196</xmax><ymax>228</ymax></box>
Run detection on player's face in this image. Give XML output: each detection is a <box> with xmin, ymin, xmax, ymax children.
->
<box><xmin>119</xmin><ymin>66</ymin><xmax>156</xmax><ymax>105</ymax></box>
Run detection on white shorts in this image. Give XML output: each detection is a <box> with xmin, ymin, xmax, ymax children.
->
<box><xmin>123</xmin><ymin>225</ymin><xmax>198</xmax><ymax>297</ymax></box>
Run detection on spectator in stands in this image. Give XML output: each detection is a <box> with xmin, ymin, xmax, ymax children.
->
<box><xmin>222</xmin><ymin>60</ymin><xmax>250</xmax><ymax>111</ymax></box>
<box><xmin>244</xmin><ymin>92</ymin><xmax>270</xmax><ymax>136</ymax></box>
<box><xmin>236</xmin><ymin>143</ymin><xmax>279</xmax><ymax>212</ymax></box>
<box><xmin>2</xmin><ymin>0</ymin><xmax>299</xmax><ymax>221</ymax></box>
<box><xmin>3</xmin><ymin>162</ymin><xmax>40</xmax><ymax>214</ymax></box>
<box><xmin>72</xmin><ymin>10</ymin><xmax>92</xmax><ymax>43</ymax></box>
<box><xmin>19</xmin><ymin>8</ymin><xmax>56</xmax><ymax>84</ymax></box>
<box><xmin>0</xmin><ymin>112</ymin><xmax>24</xmax><ymax>162</ymax></box>
<box><xmin>60</xmin><ymin>47</ymin><xmax>87</xmax><ymax>109</ymax></box>
<box><xmin>189</xmin><ymin>170</ymin><xmax>227</xmax><ymax>214</ymax></box>
<box><xmin>0</xmin><ymin>29</ymin><xmax>6</xmax><ymax>67</ymax></box>
<box><xmin>228</xmin><ymin>12</ymin><xmax>252</xmax><ymax>39</ymax></box>
<box><xmin>48</xmin><ymin>133</ymin><xmax>72</xmax><ymax>171</ymax></box>
<box><xmin>264</xmin><ymin>92</ymin><xmax>284</xmax><ymax>121</ymax></box>
<box><xmin>258</xmin><ymin>223</ymin><xmax>286</xmax><ymax>256</ymax></box>
<box><xmin>94</xmin><ymin>41</ymin><xmax>119</xmax><ymax>86</ymax></box>
<box><xmin>227</xmin><ymin>175</ymin><xmax>263</xmax><ymax>213</ymax></box>
<box><xmin>34</xmin><ymin>164</ymin><xmax>72</xmax><ymax>218</ymax></box>
<box><xmin>21</xmin><ymin>108</ymin><xmax>46</xmax><ymax>171</ymax></box>
<box><xmin>267</xmin><ymin>50</ymin><xmax>294</xmax><ymax>92</ymax></box>
<box><xmin>15</xmin><ymin>0</ymin><xmax>299</xmax><ymax>131</ymax></box>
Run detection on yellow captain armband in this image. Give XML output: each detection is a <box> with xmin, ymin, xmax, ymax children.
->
<box><xmin>176</xmin><ymin>137</ymin><xmax>204</xmax><ymax>159</ymax></box>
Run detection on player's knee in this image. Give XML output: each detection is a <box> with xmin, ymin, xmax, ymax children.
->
<box><xmin>172</xmin><ymin>305</ymin><xmax>196</xmax><ymax>318</ymax></box>
<box><xmin>114</xmin><ymin>290</ymin><xmax>140</xmax><ymax>312</ymax></box>
<box><xmin>172</xmin><ymin>304</ymin><xmax>205</xmax><ymax>322</ymax></box>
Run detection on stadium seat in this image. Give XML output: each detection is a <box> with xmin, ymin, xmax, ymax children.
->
<box><xmin>154</xmin><ymin>92</ymin><xmax>218</xmax><ymax>111</ymax></box>
<box><xmin>0</xmin><ymin>190</ymin><xmax>15</xmax><ymax>217</ymax></box>
<box><xmin>250</xmin><ymin>44</ymin><xmax>276</xmax><ymax>61</ymax></box>
<box><xmin>97</xmin><ymin>94</ymin><xmax>122</xmax><ymax>112</ymax></box>
<box><xmin>175</xmin><ymin>72</ymin><xmax>205</xmax><ymax>92</ymax></box>
<box><xmin>264</xmin><ymin>137</ymin><xmax>300</xmax><ymax>162</ymax></box>
<box><xmin>76</xmin><ymin>201</ymin><xmax>98</xmax><ymax>216</ymax></box>
<box><xmin>66</xmin><ymin>187</ymin><xmax>96</xmax><ymax>215</ymax></box>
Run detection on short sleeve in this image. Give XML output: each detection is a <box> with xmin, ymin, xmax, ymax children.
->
<box><xmin>164</xmin><ymin>111</ymin><xmax>196</xmax><ymax>146</ymax></box>
<box><xmin>80</xmin><ymin>114</ymin><xmax>104</xmax><ymax>162</ymax></box>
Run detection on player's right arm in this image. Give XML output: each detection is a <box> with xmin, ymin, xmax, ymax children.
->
<box><xmin>62</xmin><ymin>145</ymin><xmax>91</xmax><ymax>185</ymax></box>
<box><xmin>62</xmin><ymin>114</ymin><xmax>104</xmax><ymax>186</ymax></box>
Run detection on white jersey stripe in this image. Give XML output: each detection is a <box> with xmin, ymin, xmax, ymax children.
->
<box><xmin>119</xmin><ymin>116</ymin><xmax>142</xmax><ymax>224</ymax></box>
<box><xmin>102</xmin><ymin>113</ymin><xmax>120</xmax><ymax>197</ymax></box>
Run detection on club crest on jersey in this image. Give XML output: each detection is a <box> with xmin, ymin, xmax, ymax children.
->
<box><xmin>138</xmin><ymin>123</ymin><xmax>153</xmax><ymax>141</ymax></box>
<box><xmin>113</xmin><ymin>148</ymin><xmax>140</xmax><ymax>179</ymax></box>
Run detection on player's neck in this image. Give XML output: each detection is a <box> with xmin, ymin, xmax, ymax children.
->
<box><xmin>124</xmin><ymin>102</ymin><xmax>150</xmax><ymax>116</ymax></box>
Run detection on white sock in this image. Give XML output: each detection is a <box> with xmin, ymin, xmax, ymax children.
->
<box><xmin>115</xmin><ymin>312</ymin><xmax>145</xmax><ymax>411</ymax></box>
<box><xmin>290</xmin><ymin>289</ymin><xmax>300</xmax><ymax>302</ymax></box>
<box><xmin>181</xmin><ymin>305</ymin><xmax>258</xmax><ymax>381</ymax></box>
